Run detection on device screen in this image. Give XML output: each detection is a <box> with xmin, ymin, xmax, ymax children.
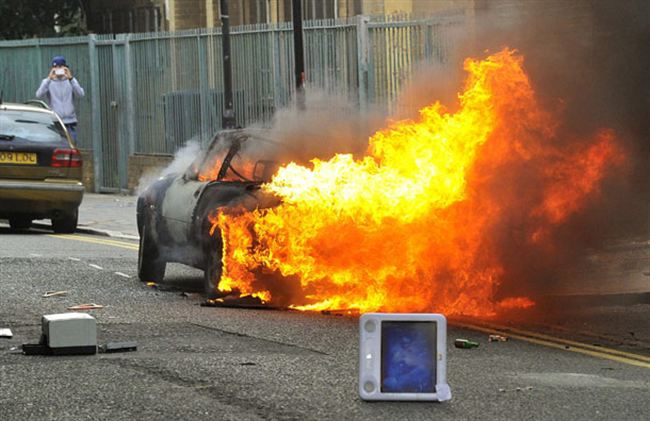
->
<box><xmin>380</xmin><ymin>321</ymin><xmax>437</xmax><ymax>393</ymax></box>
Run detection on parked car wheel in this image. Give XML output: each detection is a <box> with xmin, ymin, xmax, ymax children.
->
<box><xmin>8</xmin><ymin>216</ymin><xmax>32</xmax><ymax>231</ymax></box>
<box><xmin>138</xmin><ymin>222</ymin><xmax>166</xmax><ymax>283</ymax></box>
<box><xmin>52</xmin><ymin>210</ymin><xmax>78</xmax><ymax>233</ymax></box>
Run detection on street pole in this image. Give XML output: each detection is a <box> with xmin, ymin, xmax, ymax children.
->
<box><xmin>292</xmin><ymin>0</ymin><xmax>305</xmax><ymax>110</ymax></box>
<box><xmin>220</xmin><ymin>0</ymin><xmax>236</xmax><ymax>129</ymax></box>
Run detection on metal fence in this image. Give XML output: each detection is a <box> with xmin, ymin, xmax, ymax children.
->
<box><xmin>0</xmin><ymin>13</ymin><xmax>464</xmax><ymax>192</ymax></box>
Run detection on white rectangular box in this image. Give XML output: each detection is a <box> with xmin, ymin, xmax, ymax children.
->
<box><xmin>42</xmin><ymin>313</ymin><xmax>97</xmax><ymax>351</ymax></box>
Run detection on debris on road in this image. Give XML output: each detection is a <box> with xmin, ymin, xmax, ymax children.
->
<box><xmin>23</xmin><ymin>313</ymin><xmax>97</xmax><ymax>356</ymax></box>
<box><xmin>499</xmin><ymin>386</ymin><xmax>534</xmax><ymax>393</ymax></box>
<box><xmin>202</xmin><ymin>294</ymin><xmax>280</xmax><ymax>310</ymax></box>
<box><xmin>43</xmin><ymin>290</ymin><xmax>69</xmax><ymax>298</ymax></box>
<box><xmin>0</xmin><ymin>328</ymin><xmax>13</xmax><ymax>338</ymax></box>
<box><xmin>99</xmin><ymin>341</ymin><xmax>137</xmax><ymax>353</ymax></box>
<box><xmin>67</xmin><ymin>303</ymin><xmax>104</xmax><ymax>311</ymax></box>
<box><xmin>22</xmin><ymin>343</ymin><xmax>50</xmax><ymax>356</ymax></box>
<box><xmin>454</xmin><ymin>339</ymin><xmax>480</xmax><ymax>349</ymax></box>
<box><xmin>146</xmin><ymin>282</ymin><xmax>158</xmax><ymax>288</ymax></box>
<box><xmin>321</xmin><ymin>309</ymin><xmax>359</xmax><ymax>316</ymax></box>
<box><xmin>489</xmin><ymin>334</ymin><xmax>508</xmax><ymax>342</ymax></box>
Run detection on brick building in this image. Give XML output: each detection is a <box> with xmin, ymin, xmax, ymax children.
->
<box><xmin>83</xmin><ymin>0</ymin><xmax>477</xmax><ymax>33</ymax></box>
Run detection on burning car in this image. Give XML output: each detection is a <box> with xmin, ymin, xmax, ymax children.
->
<box><xmin>136</xmin><ymin>129</ymin><xmax>286</xmax><ymax>295</ymax></box>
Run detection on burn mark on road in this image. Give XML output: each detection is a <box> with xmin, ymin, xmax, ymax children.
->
<box><xmin>189</xmin><ymin>322</ymin><xmax>330</xmax><ymax>356</ymax></box>
<box><xmin>102</xmin><ymin>358</ymin><xmax>304</xmax><ymax>419</ymax></box>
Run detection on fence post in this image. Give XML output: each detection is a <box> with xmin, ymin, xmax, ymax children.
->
<box><xmin>197</xmin><ymin>31</ymin><xmax>210</xmax><ymax>142</ymax></box>
<box><xmin>87</xmin><ymin>34</ymin><xmax>102</xmax><ymax>193</ymax></box>
<box><xmin>356</xmin><ymin>15</ymin><xmax>370</xmax><ymax>111</ymax></box>
<box><xmin>124</xmin><ymin>34</ymin><xmax>136</xmax><ymax>157</ymax></box>
<box><xmin>112</xmin><ymin>38</ymin><xmax>128</xmax><ymax>192</ymax></box>
<box><xmin>270</xmin><ymin>24</ymin><xmax>283</xmax><ymax>111</ymax></box>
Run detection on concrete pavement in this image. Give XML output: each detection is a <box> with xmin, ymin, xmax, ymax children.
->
<box><xmin>35</xmin><ymin>193</ymin><xmax>139</xmax><ymax>240</ymax></box>
<box><xmin>75</xmin><ymin>193</ymin><xmax>139</xmax><ymax>239</ymax></box>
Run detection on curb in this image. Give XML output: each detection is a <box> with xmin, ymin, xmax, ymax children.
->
<box><xmin>32</xmin><ymin>222</ymin><xmax>139</xmax><ymax>241</ymax></box>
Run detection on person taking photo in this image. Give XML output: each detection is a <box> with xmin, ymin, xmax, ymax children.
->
<box><xmin>35</xmin><ymin>55</ymin><xmax>85</xmax><ymax>142</ymax></box>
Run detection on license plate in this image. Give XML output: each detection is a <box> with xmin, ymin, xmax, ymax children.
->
<box><xmin>0</xmin><ymin>151</ymin><xmax>37</xmax><ymax>165</ymax></box>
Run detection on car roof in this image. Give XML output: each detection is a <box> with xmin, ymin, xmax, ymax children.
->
<box><xmin>0</xmin><ymin>102</ymin><xmax>56</xmax><ymax>117</ymax></box>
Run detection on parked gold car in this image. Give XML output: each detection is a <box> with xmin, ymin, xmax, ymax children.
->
<box><xmin>0</xmin><ymin>102</ymin><xmax>83</xmax><ymax>232</ymax></box>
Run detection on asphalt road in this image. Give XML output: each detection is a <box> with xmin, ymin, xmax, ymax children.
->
<box><xmin>1</xmin><ymin>226</ymin><xmax>649</xmax><ymax>420</ymax></box>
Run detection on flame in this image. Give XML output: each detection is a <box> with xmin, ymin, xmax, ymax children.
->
<box><xmin>209</xmin><ymin>49</ymin><xmax>624</xmax><ymax>316</ymax></box>
<box><xmin>497</xmin><ymin>297</ymin><xmax>536</xmax><ymax>310</ymax></box>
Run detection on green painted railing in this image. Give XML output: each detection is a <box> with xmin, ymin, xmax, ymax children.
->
<box><xmin>0</xmin><ymin>14</ymin><xmax>464</xmax><ymax>191</ymax></box>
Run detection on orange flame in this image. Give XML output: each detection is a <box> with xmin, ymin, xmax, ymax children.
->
<box><xmin>209</xmin><ymin>49</ymin><xmax>624</xmax><ymax>316</ymax></box>
<box><xmin>497</xmin><ymin>297</ymin><xmax>536</xmax><ymax>310</ymax></box>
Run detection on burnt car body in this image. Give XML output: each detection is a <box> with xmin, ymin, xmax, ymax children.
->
<box><xmin>0</xmin><ymin>102</ymin><xmax>84</xmax><ymax>232</ymax></box>
<box><xmin>136</xmin><ymin>129</ymin><xmax>284</xmax><ymax>294</ymax></box>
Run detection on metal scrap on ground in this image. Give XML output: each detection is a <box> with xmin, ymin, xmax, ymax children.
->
<box><xmin>0</xmin><ymin>328</ymin><xmax>13</xmax><ymax>338</ymax></box>
<box><xmin>43</xmin><ymin>290</ymin><xmax>69</xmax><ymax>298</ymax></box>
<box><xmin>67</xmin><ymin>303</ymin><xmax>104</xmax><ymax>310</ymax></box>
<box><xmin>99</xmin><ymin>341</ymin><xmax>137</xmax><ymax>353</ymax></box>
<box><xmin>489</xmin><ymin>334</ymin><xmax>508</xmax><ymax>342</ymax></box>
<box><xmin>201</xmin><ymin>294</ymin><xmax>280</xmax><ymax>310</ymax></box>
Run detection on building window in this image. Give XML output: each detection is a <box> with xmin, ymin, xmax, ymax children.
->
<box><xmin>302</xmin><ymin>0</ymin><xmax>336</xmax><ymax>20</ymax></box>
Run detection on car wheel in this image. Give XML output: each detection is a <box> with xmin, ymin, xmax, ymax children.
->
<box><xmin>138</xmin><ymin>222</ymin><xmax>166</xmax><ymax>283</ymax></box>
<box><xmin>204</xmin><ymin>244</ymin><xmax>223</xmax><ymax>297</ymax></box>
<box><xmin>9</xmin><ymin>216</ymin><xmax>32</xmax><ymax>231</ymax></box>
<box><xmin>52</xmin><ymin>210</ymin><xmax>78</xmax><ymax>234</ymax></box>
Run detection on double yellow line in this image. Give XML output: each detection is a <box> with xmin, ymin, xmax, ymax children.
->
<box><xmin>454</xmin><ymin>321</ymin><xmax>650</xmax><ymax>368</ymax></box>
<box><xmin>49</xmin><ymin>233</ymin><xmax>139</xmax><ymax>250</ymax></box>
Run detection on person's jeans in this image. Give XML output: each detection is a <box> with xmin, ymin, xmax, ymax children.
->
<box><xmin>65</xmin><ymin>123</ymin><xmax>77</xmax><ymax>143</ymax></box>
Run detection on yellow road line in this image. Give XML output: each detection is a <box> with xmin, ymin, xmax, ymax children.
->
<box><xmin>480</xmin><ymin>322</ymin><xmax>650</xmax><ymax>363</ymax></box>
<box><xmin>455</xmin><ymin>322</ymin><xmax>650</xmax><ymax>369</ymax></box>
<box><xmin>48</xmin><ymin>233</ymin><xmax>139</xmax><ymax>250</ymax></box>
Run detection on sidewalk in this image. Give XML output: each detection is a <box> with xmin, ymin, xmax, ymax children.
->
<box><xmin>76</xmin><ymin>193</ymin><xmax>139</xmax><ymax>239</ymax></box>
<box><xmin>35</xmin><ymin>193</ymin><xmax>139</xmax><ymax>240</ymax></box>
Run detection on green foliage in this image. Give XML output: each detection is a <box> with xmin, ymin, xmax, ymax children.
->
<box><xmin>0</xmin><ymin>0</ymin><xmax>85</xmax><ymax>40</ymax></box>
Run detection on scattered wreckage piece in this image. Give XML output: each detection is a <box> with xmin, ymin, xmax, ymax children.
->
<box><xmin>23</xmin><ymin>313</ymin><xmax>97</xmax><ymax>356</ymax></box>
<box><xmin>42</xmin><ymin>290</ymin><xmax>69</xmax><ymax>298</ymax></box>
<box><xmin>99</xmin><ymin>341</ymin><xmax>138</xmax><ymax>354</ymax></box>
<box><xmin>498</xmin><ymin>386</ymin><xmax>534</xmax><ymax>393</ymax></box>
<box><xmin>0</xmin><ymin>328</ymin><xmax>13</xmax><ymax>338</ymax></box>
<box><xmin>201</xmin><ymin>294</ymin><xmax>282</xmax><ymax>310</ymax></box>
<box><xmin>21</xmin><ymin>313</ymin><xmax>138</xmax><ymax>356</ymax></box>
<box><xmin>489</xmin><ymin>334</ymin><xmax>508</xmax><ymax>342</ymax></box>
<box><xmin>67</xmin><ymin>303</ymin><xmax>104</xmax><ymax>311</ymax></box>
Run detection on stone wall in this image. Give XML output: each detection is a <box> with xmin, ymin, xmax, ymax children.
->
<box><xmin>127</xmin><ymin>154</ymin><xmax>174</xmax><ymax>193</ymax></box>
<box><xmin>79</xmin><ymin>149</ymin><xmax>94</xmax><ymax>192</ymax></box>
<box><xmin>78</xmin><ymin>152</ymin><xmax>174</xmax><ymax>193</ymax></box>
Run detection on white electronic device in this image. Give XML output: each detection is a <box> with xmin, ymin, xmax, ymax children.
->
<box><xmin>359</xmin><ymin>313</ymin><xmax>451</xmax><ymax>401</ymax></box>
<box><xmin>42</xmin><ymin>313</ymin><xmax>97</xmax><ymax>355</ymax></box>
<box><xmin>54</xmin><ymin>68</ymin><xmax>66</xmax><ymax>76</ymax></box>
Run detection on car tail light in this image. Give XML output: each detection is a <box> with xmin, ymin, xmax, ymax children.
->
<box><xmin>52</xmin><ymin>148</ymin><xmax>82</xmax><ymax>168</ymax></box>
